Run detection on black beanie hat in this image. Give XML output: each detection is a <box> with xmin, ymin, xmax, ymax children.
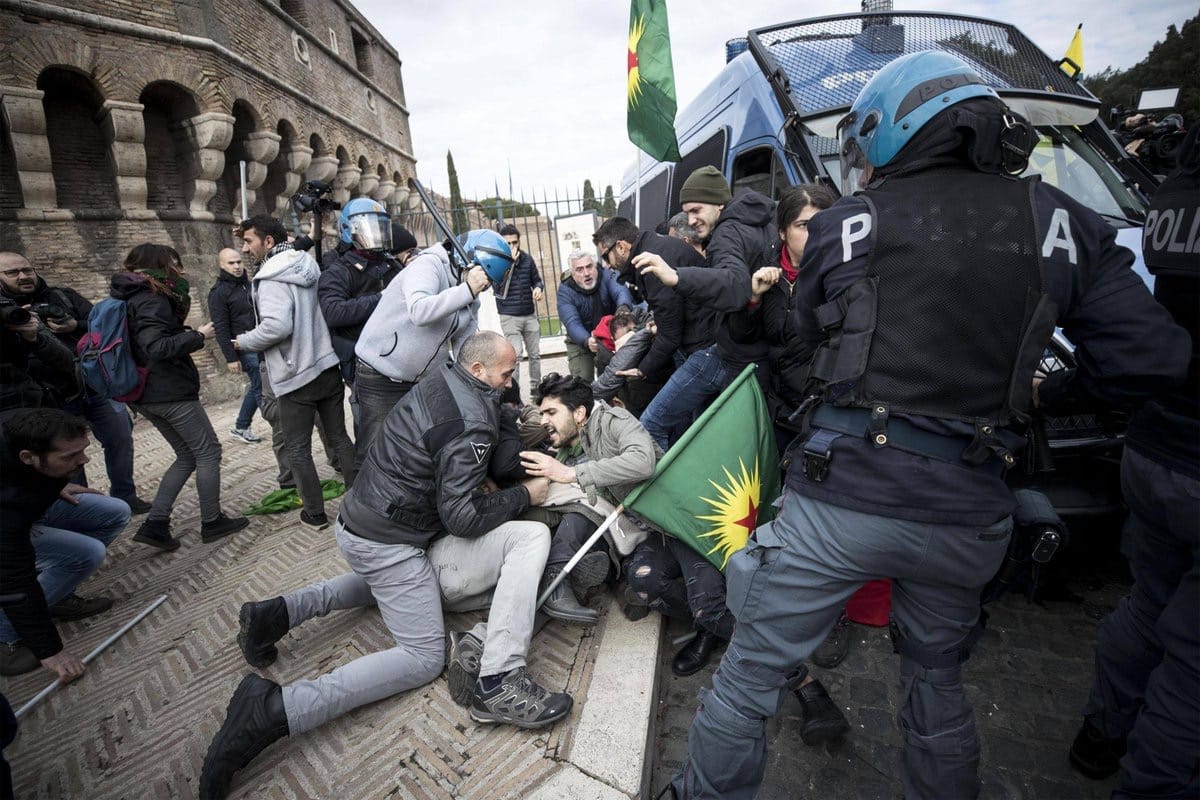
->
<box><xmin>390</xmin><ymin>223</ymin><xmax>418</xmax><ymax>254</ymax></box>
<box><xmin>679</xmin><ymin>165</ymin><xmax>732</xmax><ymax>205</ymax></box>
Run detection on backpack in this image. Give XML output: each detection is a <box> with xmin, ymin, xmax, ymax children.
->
<box><xmin>75</xmin><ymin>298</ymin><xmax>147</xmax><ymax>401</ymax></box>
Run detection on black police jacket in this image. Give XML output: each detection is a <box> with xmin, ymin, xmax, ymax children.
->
<box><xmin>337</xmin><ymin>361</ymin><xmax>531</xmax><ymax>549</ymax></box>
<box><xmin>788</xmin><ymin>166</ymin><xmax>1190</xmax><ymax>525</ymax></box>
<box><xmin>317</xmin><ymin>249</ymin><xmax>399</xmax><ymax>378</ymax></box>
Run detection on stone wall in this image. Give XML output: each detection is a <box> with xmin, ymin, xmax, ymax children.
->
<box><xmin>0</xmin><ymin>0</ymin><xmax>417</xmax><ymax>399</ymax></box>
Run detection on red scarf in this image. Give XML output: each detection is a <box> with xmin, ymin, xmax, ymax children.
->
<box><xmin>780</xmin><ymin>246</ymin><xmax>798</xmax><ymax>283</ymax></box>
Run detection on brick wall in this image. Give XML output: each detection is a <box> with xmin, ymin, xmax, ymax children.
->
<box><xmin>41</xmin><ymin>79</ymin><xmax>120</xmax><ymax>212</ymax></box>
<box><xmin>0</xmin><ymin>125</ymin><xmax>20</xmax><ymax>211</ymax></box>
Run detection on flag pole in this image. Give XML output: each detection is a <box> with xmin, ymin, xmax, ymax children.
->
<box><xmin>536</xmin><ymin>505</ymin><xmax>624</xmax><ymax>609</ymax></box>
<box><xmin>634</xmin><ymin>149</ymin><xmax>642</xmax><ymax>228</ymax></box>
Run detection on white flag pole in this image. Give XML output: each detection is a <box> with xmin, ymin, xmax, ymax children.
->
<box><xmin>536</xmin><ymin>506</ymin><xmax>624</xmax><ymax>609</ymax></box>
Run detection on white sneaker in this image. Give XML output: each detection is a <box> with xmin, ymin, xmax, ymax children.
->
<box><xmin>230</xmin><ymin>427</ymin><xmax>262</xmax><ymax>444</ymax></box>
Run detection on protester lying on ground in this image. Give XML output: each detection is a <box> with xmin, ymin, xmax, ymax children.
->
<box><xmin>200</xmin><ymin>332</ymin><xmax>574</xmax><ymax>800</ymax></box>
<box><xmin>0</xmin><ymin>408</ymin><xmax>128</xmax><ymax>679</ymax></box>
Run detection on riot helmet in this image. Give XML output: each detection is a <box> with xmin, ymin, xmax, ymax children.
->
<box><xmin>455</xmin><ymin>229</ymin><xmax>516</xmax><ymax>298</ymax></box>
<box><xmin>338</xmin><ymin>197</ymin><xmax>392</xmax><ymax>251</ymax></box>
<box><xmin>837</xmin><ymin>50</ymin><xmax>999</xmax><ymax>194</ymax></box>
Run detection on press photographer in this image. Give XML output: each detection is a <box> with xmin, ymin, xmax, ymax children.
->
<box><xmin>0</xmin><ymin>252</ymin><xmax>149</xmax><ymax>511</ymax></box>
<box><xmin>0</xmin><ymin>293</ymin><xmax>77</xmax><ymax>412</ymax></box>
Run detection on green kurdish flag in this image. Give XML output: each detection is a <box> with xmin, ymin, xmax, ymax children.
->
<box><xmin>627</xmin><ymin>0</ymin><xmax>682</xmax><ymax>162</ymax></box>
<box><xmin>624</xmin><ymin>365</ymin><xmax>781</xmax><ymax>570</ymax></box>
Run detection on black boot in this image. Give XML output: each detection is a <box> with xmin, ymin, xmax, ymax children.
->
<box><xmin>201</xmin><ymin>513</ymin><xmax>250</xmax><ymax>543</ymax></box>
<box><xmin>237</xmin><ymin>598</ymin><xmax>290</xmax><ymax>668</ymax></box>
<box><xmin>1069</xmin><ymin>720</ymin><xmax>1126</xmax><ymax>779</ymax></box>
<box><xmin>199</xmin><ymin>674</ymin><xmax>289</xmax><ymax>799</ymax></box>
<box><xmin>671</xmin><ymin>629</ymin><xmax>723</xmax><ymax>677</ymax></box>
<box><xmin>541</xmin><ymin>567</ymin><xmax>599</xmax><ymax>624</ymax></box>
<box><xmin>132</xmin><ymin>517</ymin><xmax>179</xmax><ymax>552</ymax></box>
<box><xmin>795</xmin><ymin>678</ymin><xmax>850</xmax><ymax>745</ymax></box>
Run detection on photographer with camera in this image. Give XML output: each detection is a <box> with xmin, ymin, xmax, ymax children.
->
<box><xmin>0</xmin><ymin>294</ymin><xmax>77</xmax><ymax>413</ymax></box>
<box><xmin>0</xmin><ymin>252</ymin><xmax>150</xmax><ymax>514</ymax></box>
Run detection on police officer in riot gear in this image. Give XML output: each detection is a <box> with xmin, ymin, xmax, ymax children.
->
<box><xmin>669</xmin><ymin>50</ymin><xmax>1190</xmax><ymax>800</ymax></box>
<box><xmin>1067</xmin><ymin>125</ymin><xmax>1199</xmax><ymax>798</ymax></box>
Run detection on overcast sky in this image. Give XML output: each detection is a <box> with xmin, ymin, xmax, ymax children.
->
<box><xmin>355</xmin><ymin>0</ymin><xmax>1194</xmax><ymax>203</ymax></box>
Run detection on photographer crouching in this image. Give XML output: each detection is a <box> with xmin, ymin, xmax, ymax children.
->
<box><xmin>0</xmin><ymin>252</ymin><xmax>150</xmax><ymax>514</ymax></box>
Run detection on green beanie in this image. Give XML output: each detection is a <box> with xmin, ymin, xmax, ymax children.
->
<box><xmin>679</xmin><ymin>165</ymin><xmax>732</xmax><ymax>205</ymax></box>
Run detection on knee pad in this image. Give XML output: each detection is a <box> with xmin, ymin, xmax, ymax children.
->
<box><xmin>890</xmin><ymin>613</ymin><xmax>986</xmax><ymax>671</ymax></box>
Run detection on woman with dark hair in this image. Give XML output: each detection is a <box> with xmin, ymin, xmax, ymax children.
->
<box><xmin>111</xmin><ymin>243</ymin><xmax>248</xmax><ymax>551</ymax></box>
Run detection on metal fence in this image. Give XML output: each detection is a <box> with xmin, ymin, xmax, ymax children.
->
<box><xmin>393</xmin><ymin>185</ymin><xmax>617</xmax><ymax>335</ymax></box>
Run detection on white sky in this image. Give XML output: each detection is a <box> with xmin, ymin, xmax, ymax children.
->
<box><xmin>354</xmin><ymin>0</ymin><xmax>1195</xmax><ymax>202</ymax></box>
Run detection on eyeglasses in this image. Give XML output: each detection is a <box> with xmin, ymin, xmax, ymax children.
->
<box><xmin>600</xmin><ymin>242</ymin><xmax>618</xmax><ymax>265</ymax></box>
<box><xmin>1</xmin><ymin>267</ymin><xmax>36</xmax><ymax>278</ymax></box>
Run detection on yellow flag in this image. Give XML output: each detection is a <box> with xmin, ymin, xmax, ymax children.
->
<box><xmin>1061</xmin><ymin>24</ymin><xmax>1084</xmax><ymax>77</ymax></box>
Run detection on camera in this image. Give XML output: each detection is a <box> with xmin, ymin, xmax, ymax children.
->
<box><xmin>0</xmin><ymin>299</ymin><xmax>32</xmax><ymax>327</ymax></box>
<box><xmin>291</xmin><ymin>180</ymin><xmax>340</xmax><ymax>216</ymax></box>
<box><xmin>30</xmin><ymin>302</ymin><xmax>71</xmax><ymax>324</ymax></box>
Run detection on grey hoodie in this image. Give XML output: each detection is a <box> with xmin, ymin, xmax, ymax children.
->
<box><xmin>236</xmin><ymin>248</ymin><xmax>339</xmax><ymax>396</ymax></box>
<box><xmin>354</xmin><ymin>245</ymin><xmax>479</xmax><ymax>382</ymax></box>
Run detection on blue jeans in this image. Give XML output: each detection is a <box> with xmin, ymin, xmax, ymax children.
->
<box><xmin>63</xmin><ymin>394</ymin><xmax>137</xmax><ymax>500</ymax></box>
<box><xmin>0</xmin><ymin>493</ymin><xmax>130</xmax><ymax>643</ymax></box>
<box><xmin>235</xmin><ymin>352</ymin><xmax>263</xmax><ymax>430</ymax></box>
<box><xmin>639</xmin><ymin>345</ymin><xmax>729</xmax><ymax>451</ymax></box>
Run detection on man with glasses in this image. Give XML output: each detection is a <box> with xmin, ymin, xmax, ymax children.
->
<box><xmin>208</xmin><ymin>248</ymin><xmax>262</xmax><ymax>444</ymax></box>
<box><xmin>591</xmin><ymin>218</ymin><xmax>714</xmax><ymax>444</ymax></box>
<box><xmin>0</xmin><ymin>251</ymin><xmax>150</xmax><ymax>515</ymax></box>
<box><xmin>496</xmin><ymin>225</ymin><xmax>545</xmax><ymax>394</ymax></box>
<box><xmin>556</xmin><ymin>249</ymin><xmax>633</xmax><ymax>381</ymax></box>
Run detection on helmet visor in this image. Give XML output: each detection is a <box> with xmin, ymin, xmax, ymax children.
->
<box><xmin>475</xmin><ymin>244</ymin><xmax>515</xmax><ymax>300</ymax></box>
<box><xmin>837</xmin><ymin>111</ymin><xmax>872</xmax><ymax>196</ymax></box>
<box><xmin>350</xmin><ymin>214</ymin><xmax>392</xmax><ymax>251</ymax></box>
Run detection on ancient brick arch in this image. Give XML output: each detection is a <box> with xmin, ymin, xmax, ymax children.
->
<box><xmin>0</xmin><ymin>33</ymin><xmax>123</xmax><ymax>98</ymax></box>
<box><xmin>126</xmin><ymin>55</ymin><xmax>222</xmax><ymax>115</ymax></box>
<box><xmin>37</xmin><ymin>66</ymin><xmax>120</xmax><ymax>212</ymax></box>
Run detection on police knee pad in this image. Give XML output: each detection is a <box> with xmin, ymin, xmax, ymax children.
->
<box><xmin>889</xmin><ymin>613</ymin><xmax>987</xmax><ymax>671</ymax></box>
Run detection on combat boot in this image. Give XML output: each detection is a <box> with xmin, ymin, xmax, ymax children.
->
<box><xmin>199</xmin><ymin>674</ymin><xmax>289</xmax><ymax>799</ymax></box>
<box><xmin>236</xmin><ymin>597</ymin><xmax>289</xmax><ymax>668</ymax></box>
<box><xmin>540</xmin><ymin>567</ymin><xmax>598</xmax><ymax>624</ymax></box>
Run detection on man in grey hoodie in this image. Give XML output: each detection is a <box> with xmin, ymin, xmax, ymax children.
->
<box><xmin>235</xmin><ymin>215</ymin><xmax>357</xmax><ymax>529</ymax></box>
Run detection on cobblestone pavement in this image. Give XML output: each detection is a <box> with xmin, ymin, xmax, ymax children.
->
<box><xmin>651</xmin><ymin>527</ymin><xmax>1132</xmax><ymax>800</ymax></box>
<box><xmin>1</xmin><ymin>357</ymin><xmax>609</xmax><ymax>800</ymax></box>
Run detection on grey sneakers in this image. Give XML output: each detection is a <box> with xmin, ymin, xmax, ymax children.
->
<box><xmin>446</xmin><ymin>630</ymin><xmax>485</xmax><ymax>707</ymax></box>
<box><xmin>469</xmin><ymin>666</ymin><xmax>573</xmax><ymax>729</ymax></box>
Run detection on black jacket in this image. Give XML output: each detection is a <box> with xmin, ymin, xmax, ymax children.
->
<box><xmin>0</xmin><ymin>415</ymin><xmax>71</xmax><ymax>659</ymax></box>
<box><xmin>0</xmin><ymin>327</ymin><xmax>79</xmax><ymax>412</ymax></box>
<box><xmin>494</xmin><ymin>250</ymin><xmax>543</xmax><ymax>316</ymax></box>
<box><xmin>110</xmin><ymin>273</ymin><xmax>205</xmax><ymax>404</ymax></box>
<box><xmin>674</xmin><ymin>190</ymin><xmax>777</xmax><ymax>369</ymax></box>
<box><xmin>207</xmin><ymin>271</ymin><xmax>256</xmax><ymax>363</ymax></box>
<box><xmin>623</xmin><ymin>231</ymin><xmax>713</xmax><ymax>380</ymax></box>
<box><xmin>0</xmin><ymin>276</ymin><xmax>93</xmax><ymax>350</ymax></box>
<box><xmin>317</xmin><ymin>249</ymin><xmax>399</xmax><ymax>378</ymax></box>
<box><xmin>337</xmin><ymin>361</ymin><xmax>531</xmax><ymax>548</ymax></box>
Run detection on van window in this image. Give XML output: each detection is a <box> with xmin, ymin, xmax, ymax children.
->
<box><xmin>670</xmin><ymin>130</ymin><xmax>728</xmax><ymax>212</ymax></box>
<box><xmin>617</xmin><ymin>194</ymin><xmax>634</xmax><ymax>220</ymax></box>
<box><xmin>732</xmin><ymin>146</ymin><xmax>789</xmax><ymax>199</ymax></box>
<box><xmin>641</xmin><ymin>170</ymin><xmax>671</xmax><ymax>229</ymax></box>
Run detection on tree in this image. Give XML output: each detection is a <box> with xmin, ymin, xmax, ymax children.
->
<box><xmin>447</xmin><ymin>150</ymin><xmax>468</xmax><ymax>235</ymax></box>
<box><xmin>601</xmin><ymin>185</ymin><xmax>617</xmax><ymax>217</ymax></box>
<box><xmin>478</xmin><ymin>197</ymin><xmax>541</xmax><ymax>220</ymax></box>
<box><xmin>582</xmin><ymin>179</ymin><xmax>598</xmax><ymax>211</ymax></box>
<box><xmin>1084</xmin><ymin>14</ymin><xmax>1199</xmax><ymax>127</ymax></box>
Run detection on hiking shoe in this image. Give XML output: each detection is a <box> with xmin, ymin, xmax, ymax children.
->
<box><xmin>795</xmin><ymin>679</ymin><xmax>850</xmax><ymax>746</ymax></box>
<box><xmin>0</xmin><ymin>641</ymin><xmax>40</xmax><ymax>676</ymax></box>
<box><xmin>811</xmin><ymin>612</ymin><xmax>852</xmax><ymax>669</ymax></box>
<box><xmin>569</xmin><ymin>551</ymin><xmax>611</xmax><ymax>602</ymax></box>
<box><xmin>469</xmin><ymin>666</ymin><xmax>573</xmax><ymax>729</ymax></box>
<box><xmin>199</xmin><ymin>674</ymin><xmax>289</xmax><ymax>799</ymax></box>
<box><xmin>48</xmin><ymin>593</ymin><xmax>113</xmax><ymax>621</ymax></box>
<box><xmin>299</xmin><ymin>511</ymin><xmax>329</xmax><ymax>530</ymax></box>
<box><xmin>117</xmin><ymin>495</ymin><xmax>153</xmax><ymax>515</ymax></box>
<box><xmin>132</xmin><ymin>518</ymin><xmax>180</xmax><ymax>552</ymax></box>
<box><xmin>237</xmin><ymin>597</ymin><xmax>290</xmax><ymax>669</ymax></box>
<box><xmin>1069</xmin><ymin>720</ymin><xmax>1126</xmax><ymax>779</ymax></box>
<box><xmin>446</xmin><ymin>631</ymin><xmax>485</xmax><ymax>707</ymax></box>
<box><xmin>541</xmin><ymin>567</ymin><xmax>599</xmax><ymax>624</ymax></box>
<box><xmin>230</xmin><ymin>427</ymin><xmax>262</xmax><ymax>444</ymax></box>
<box><xmin>201</xmin><ymin>513</ymin><xmax>250</xmax><ymax>543</ymax></box>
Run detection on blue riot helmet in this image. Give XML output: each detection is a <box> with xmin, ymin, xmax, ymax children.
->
<box><xmin>456</xmin><ymin>229</ymin><xmax>516</xmax><ymax>298</ymax></box>
<box><xmin>836</xmin><ymin>50</ymin><xmax>1000</xmax><ymax>194</ymax></box>
<box><xmin>338</xmin><ymin>197</ymin><xmax>392</xmax><ymax>251</ymax></box>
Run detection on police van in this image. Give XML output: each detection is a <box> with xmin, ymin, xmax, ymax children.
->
<box><xmin>618</xmin><ymin>11</ymin><xmax>1160</xmax><ymax>519</ymax></box>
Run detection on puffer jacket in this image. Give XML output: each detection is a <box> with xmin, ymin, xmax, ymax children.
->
<box><xmin>207</xmin><ymin>270</ymin><xmax>256</xmax><ymax>363</ymax></box>
<box><xmin>236</xmin><ymin>247</ymin><xmax>339</xmax><ymax>397</ymax></box>
<box><xmin>337</xmin><ymin>361</ymin><xmax>531</xmax><ymax>548</ymax></box>
<box><xmin>111</xmin><ymin>273</ymin><xmax>204</xmax><ymax>404</ymax></box>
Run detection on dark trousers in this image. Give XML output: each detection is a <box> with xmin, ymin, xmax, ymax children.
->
<box><xmin>234</xmin><ymin>352</ymin><xmax>263</xmax><ymax>430</ymax></box>
<box><xmin>624</xmin><ymin>534</ymin><xmax>734</xmax><ymax>639</ymax></box>
<box><xmin>548</xmin><ymin>512</ymin><xmax>606</xmax><ymax>568</ymax></box>
<box><xmin>353</xmin><ymin>359</ymin><xmax>414</xmax><ymax>470</ymax></box>
<box><xmin>1084</xmin><ymin>448</ymin><xmax>1200</xmax><ymax>799</ymax></box>
<box><xmin>63</xmin><ymin>394</ymin><xmax>136</xmax><ymax>499</ymax></box>
<box><xmin>277</xmin><ymin>367</ymin><xmax>357</xmax><ymax>517</ymax></box>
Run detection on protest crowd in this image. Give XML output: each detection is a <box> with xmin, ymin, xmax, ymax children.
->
<box><xmin>0</xmin><ymin>49</ymin><xmax>1197</xmax><ymax>800</ymax></box>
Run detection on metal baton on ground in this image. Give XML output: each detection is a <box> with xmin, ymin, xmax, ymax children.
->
<box><xmin>15</xmin><ymin>594</ymin><xmax>168</xmax><ymax>720</ymax></box>
<box><xmin>535</xmin><ymin>506</ymin><xmax>623</xmax><ymax>610</ymax></box>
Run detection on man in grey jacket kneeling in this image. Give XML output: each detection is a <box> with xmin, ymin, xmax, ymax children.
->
<box><xmin>200</xmin><ymin>332</ymin><xmax>572</xmax><ymax>800</ymax></box>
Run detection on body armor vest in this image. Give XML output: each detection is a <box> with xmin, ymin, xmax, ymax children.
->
<box><xmin>808</xmin><ymin>168</ymin><xmax>1057</xmax><ymax>440</ymax></box>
